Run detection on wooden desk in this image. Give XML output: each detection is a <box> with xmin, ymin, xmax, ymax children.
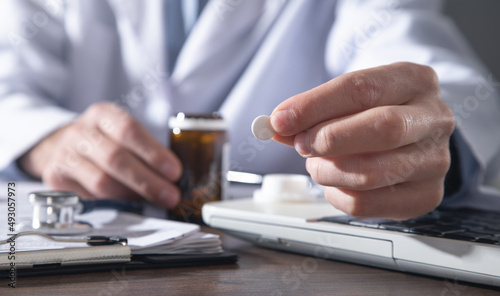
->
<box><xmin>4</xmin><ymin>228</ymin><xmax>500</xmax><ymax>296</ymax></box>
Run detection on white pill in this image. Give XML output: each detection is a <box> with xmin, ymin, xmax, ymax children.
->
<box><xmin>251</xmin><ymin>115</ymin><xmax>276</xmax><ymax>141</ymax></box>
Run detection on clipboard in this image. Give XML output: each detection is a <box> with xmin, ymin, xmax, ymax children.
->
<box><xmin>7</xmin><ymin>252</ymin><xmax>238</xmax><ymax>277</ymax></box>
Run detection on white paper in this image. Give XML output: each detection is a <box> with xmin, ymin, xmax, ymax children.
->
<box><xmin>0</xmin><ymin>182</ymin><xmax>208</xmax><ymax>253</ymax></box>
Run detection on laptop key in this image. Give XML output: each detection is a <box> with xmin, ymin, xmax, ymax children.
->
<box><xmin>348</xmin><ymin>219</ymin><xmax>391</xmax><ymax>228</ymax></box>
<box><xmin>475</xmin><ymin>238</ymin><xmax>500</xmax><ymax>245</ymax></box>
<box><xmin>377</xmin><ymin>223</ymin><xmax>412</xmax><ymax>232</ymax></box>
<box><xmin>471</xmin><ymin>228</ymin><xmax>500</xmax><ymax>236</ymax></box>
<box><xmin>378</xmin><ymin>221</ymin><xmax>434</xmax><ymax>232</ymax></box>
<box><xmin>440</xmin><ymin>232</ymin><xmax>491</xmax><ymax>241</ymax></box>
<box><xmin>413</xmin><ymin>225</ymin><xmax>465</xmax><ymax>235</ymax></box>
<box><xmin>319</xmin><ymin>215</ymin><xmax>355</xmax><ymax>225</ymax></box>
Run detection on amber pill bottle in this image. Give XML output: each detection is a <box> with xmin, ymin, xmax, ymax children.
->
<box><xmin>168</xmin><ymin>112</ymin><xmax>228</xmax><ymax>223</ymax></box>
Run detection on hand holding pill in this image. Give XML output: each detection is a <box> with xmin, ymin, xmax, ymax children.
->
<box><xmin>255</xmin><ymin>62</ymin><xmax>455</xmax><ymax>220</ymax></box>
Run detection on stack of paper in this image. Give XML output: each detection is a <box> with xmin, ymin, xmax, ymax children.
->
<box><xmin>0</xmin><ymin>182</ymin><xmax>224</xmax><ymax>270</ymax></box>
<box><xmin>0</xmin><ymin>210</ymin><xmax>224</xmax><ymax>269</ymax></box>
<box><xmin>79</xmin><ymin>209</ymin><xmax>223</xmax><ymax>255</ymax></box>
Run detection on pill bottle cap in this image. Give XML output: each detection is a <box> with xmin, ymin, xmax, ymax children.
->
<box><xmin>169</xmin><ymin>112</ymin><xmax>227</xmax><ymax>131</ymax></box>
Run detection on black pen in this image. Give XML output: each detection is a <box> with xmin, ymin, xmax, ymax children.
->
<box><xmin>0</xmin><ymin>232</ymin><xmax>128</xmax><ymax>246</ymax></box>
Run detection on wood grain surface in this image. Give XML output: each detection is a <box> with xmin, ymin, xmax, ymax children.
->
<box><xmin>3</xmin><ymin>227</ymin><xmax>500</xmax><ymax>296</ymax></box>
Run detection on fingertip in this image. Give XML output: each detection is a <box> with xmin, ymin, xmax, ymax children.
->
<box><xmin>270</xmin><ymin>109</ymin><xmax>296</xmax><ymax>135</ymax></box>
<box><xmin>159</xmin><ymin>187</ymin><xmax>181</xmax><ymax>209</ymax></box>
<box><xmin>161</xmin><ymin>159</ymin><xmax>183</xmax><ymax>182</ymax></box>
<box><xmin>294</xmin><ymin>131</ymin><xmax>312</xmax><ymax>157</ymax></box>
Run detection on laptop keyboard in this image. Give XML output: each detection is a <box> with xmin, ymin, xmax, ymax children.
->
<box><xmin>319</xmin><ymin>208</ymin><xmax>500</xmax><ymax>245</ymax></box>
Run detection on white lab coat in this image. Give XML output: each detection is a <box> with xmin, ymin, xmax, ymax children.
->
<box><xmin>1</xmin><ymin>0</ymin><xmax>500</xmax><ymax>208</ymax></box>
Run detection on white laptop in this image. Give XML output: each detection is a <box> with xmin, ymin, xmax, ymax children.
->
<box><xmin>202</xmin><ymin>177</ymin><xmax>500</xmax><ymax>288</ymax></box>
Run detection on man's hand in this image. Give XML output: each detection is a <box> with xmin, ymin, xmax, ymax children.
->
<box><xmin>20</xmin><ymin>103</ymin><xmax>182</xmax><ymax>209</ymax></box>
<box><xmin>271</xmin><ymin>62</ymin><xmax>455</xmax><ymax>220</ymax></box>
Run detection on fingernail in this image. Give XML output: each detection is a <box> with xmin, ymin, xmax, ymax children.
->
<box><xmin>294</xmin><ymin>131</ymin><xmax>312</xmax><ymax>157</ymax></box>
<box><xmin>160</xmin><ymin>188</ymin><xmax>180</xmax><ymax>208</ymax></box>
<box><xmin>271</xmin><ymin>109</ymin><xmax>295</xmax><ymax>135</ymax></box>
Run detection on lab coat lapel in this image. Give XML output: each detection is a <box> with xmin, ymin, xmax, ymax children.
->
<box><xmin>170</xmin><ymin>0</ymin><xmax>286</xmax><ymax>113</ymax></box>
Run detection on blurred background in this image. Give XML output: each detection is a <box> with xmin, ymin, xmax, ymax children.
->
<box><xmin>444</xmin><ymin>0</ymin><xmax>500</xmax><ymax>79</ymax></box>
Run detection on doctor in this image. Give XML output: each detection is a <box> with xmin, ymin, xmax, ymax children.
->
<box><xmin>1</xmin><ymin>0</ymin><xmax>499</xmax><ymax>219</ymax></box>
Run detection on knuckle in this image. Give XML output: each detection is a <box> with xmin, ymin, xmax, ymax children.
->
<box><xmin>350</xmin><ymin>174</ymin><xmax>371</xmax><ymax>190</ymax></box>
<box><xmin>440</xmin><ymin>105</ymin><xmax>456</xmax><ymax>135</ymax></box>
<box><xmin>306</xmin><ymin>159</ymin><xmax>322</xmax><ymax>184</ymax></box>
<box><xmin>351</xmin><ymin>173</ymin><xmax>378</xmax><ymax>191</ymax></box>
<box><xmin>445</xmin><ymin>119</ymin><xmax>455</xmax><ymax>137</ymax></box>
<box><xmin>431</xmin><ymin>186</ymin><xmax>445</xmax><ymax>208</ymax></box>
<box><xmin>145</xmin><ymin>150</ymin><xmax>162</xmax><ymax>165</ymax></box>
<box><xmin>70</xmin><ymin>120</ymin><xmax>87</xmax><ymax>135</ymax></box>
<box><xmin>103</xmin><ymin>146</ymin><xmax>129</xmax><ymax>171</ymax></box>
<box><xmin>141</xmin><ymin>184</ymin><xmax>156</xmax><ymax>200</ymax></box>
<box><xmin>346</xmin><ymin>156</ymin><xmax>377</xmax><ymax>190</ymax></box>
<box><xmin>342</xmin><ymin>195</ymin><xmax>368</xmax><ymax>218</ymax></box>
<box><xmin>436</xmin><ymin>146</ymin><xmax>452</xmax><ymax>175</ymax></box>
<box><xmin>313</xmin><ymin>127</ymin><xmax>336</xmax><ymax>155</ymax></box>
<box><xmin>324</xmin><ymin>188</ymin><xmax>371</xmax><ymax>218</ymax></box>
<box><xmin>430</xmin><ymin>95</ymin><xmax>455</xmax><ymax>140</ymax></box>
<box><xmin>86</xmin><ymin>102</ymin><xmax>112</xmax><ymax>117</ymax></box>
<box><xmin>42</xmin><ymin>157</ymin><xmax>74</xmax><ymax>186</ymax></box>
<box><xmin>346</xmin><ymin>73</ymin><xmax>382</xmax><ymax>110</ymax></box>
<box><xmin>114</xmin><ymin>116</ymin><xmax>138</xmax><ymax>142</ymax></box>
<box><xmin>400</xmin><ymin>62</ymin><xmax>439</xmax><ymax>90</ymax></box>
<box><xmin>430</xmin><ymin>192</ymin><xmax>443</xmax><ymax>211</ymax></box>
<box><xmin>71</xmin><ymin>118</ymin><xmax>84</xmax><ymax>129</ymax></box>
<box><xmin>42</xmin><ymin>166</ymin><xmax>63</xmax><ymax>187</ymax></box>
<box><xmin>422</xmin><ymin>183</ymin><xmax>444</xmax><ymax>212</ymax></box>
<box><xmin>127</xmin><ymin>170</ymin><xmax>151</xmax><ymax>197</ymax></box>
<box><xmin>418</xmin><ymin>65</ymin><xmax>439</xmax><ymax>89</ymax></box>
<box><xmin>310</xmin><ymin>156</ymin><xmax>383</xmax><ymax>190</ymax></box>
<box><xmin>91</xmin><ymin>172</ymin><xmax>114</xmax><ymax>197</ymax></box>
<box><xmin>375</xmin><ymin>108</ymin><xmax>408</xmax><ymax>147</ymax></box>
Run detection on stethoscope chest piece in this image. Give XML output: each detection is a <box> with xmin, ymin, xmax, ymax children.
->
<box><xmin>17</xmin><ymin>191</ymin><xmax>92</xmax><ymax>235</ymax></box>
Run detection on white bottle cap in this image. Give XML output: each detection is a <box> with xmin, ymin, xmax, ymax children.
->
<box><xmin>253</xmin><ymin>174</ymin><xmax>317</xmax><ymax>203</ymax></box>
<box><xmin>251</xmin><ymin>115</ymin><xmax>275</xmax><ymax>141</ymax></box>
<box><xmin>169</xmin><ymin>112</ymin><xmax>227</xmax><ymax>131</ymax></box>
